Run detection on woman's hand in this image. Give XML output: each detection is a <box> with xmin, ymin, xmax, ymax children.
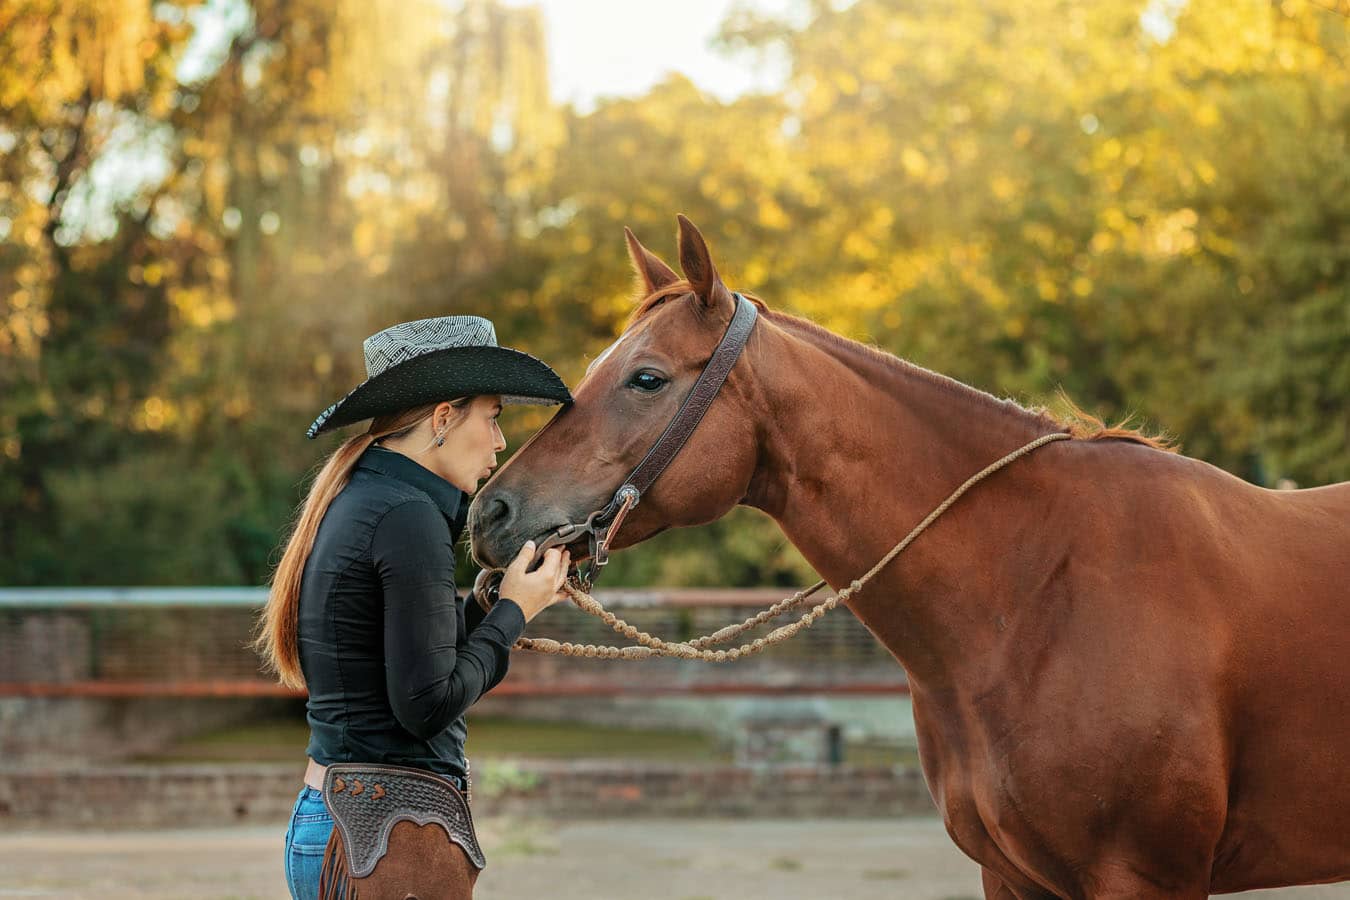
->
<box><xmin>499</xmin><ymin>541</ymin><xmax>571</xmax><ymax>623</ymax></box>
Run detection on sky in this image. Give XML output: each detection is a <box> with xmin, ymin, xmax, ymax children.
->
<box><xmin>50</xmin><ymin>0</ymin><xmax>1190</xmax><ymax>245</ymax></box>
<box><xmin>502</xmin><ymin>0</ymin><xmax>809</xmax><ymax>111</ymax></box>
<box><xmin>516</xmin><ymin>0</ymin><xmax>1183</xmax><ymax>111</ymax></box>
<box><xmin>174</xmin><ymin>0</ymin><xmax>1182</xmax><ymax>111</ymax></box>
<box><xmin>43</xmin><ymin>0</ymin><xmax>810</xmax><ymax>246</ymax></box>
<box><xmin>175</xmin><ymin>0</ymin><xmax>809</xmax><ymax>109</ymax></box>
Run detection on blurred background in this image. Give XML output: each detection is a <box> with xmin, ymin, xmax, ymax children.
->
<box><xmin>1</xmin><ymin>0</ymin><xmax>1347</xmax><ymax>897</ymax></box>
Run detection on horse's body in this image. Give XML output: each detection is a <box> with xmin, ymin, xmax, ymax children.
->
<box><xmin>470</xmin><ymin>217</ymin><xmax>1350</xmax><ymax>898</ymax></box>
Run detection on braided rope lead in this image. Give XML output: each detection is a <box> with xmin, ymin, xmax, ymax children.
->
<box><xmin>514</xmin><ymin>431</ymin><xmax>1071</xmax><ymax>661</ymax></box>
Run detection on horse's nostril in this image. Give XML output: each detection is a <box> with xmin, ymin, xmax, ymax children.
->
<box><xmin>483</xmin><ymin>494</ymin><xmax>514</xmax><ymax>531</ymax></box>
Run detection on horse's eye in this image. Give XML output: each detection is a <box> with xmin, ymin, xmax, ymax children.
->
<box><xmin>628</xmin><ymin>371</ymin><xmax>667</xmax><ymax>393</ymax></box>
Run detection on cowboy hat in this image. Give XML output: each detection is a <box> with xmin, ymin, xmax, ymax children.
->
<box><xmin>306</xmin><ymin>315</ymin><xmax>571</xmax><ymax>439</ymax></box>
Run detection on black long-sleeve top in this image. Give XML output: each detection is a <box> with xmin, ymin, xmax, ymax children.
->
<box><xmin>297</xmin><ymin>443</ymin><xmax>526</xmax><ymax>778</ymax></box>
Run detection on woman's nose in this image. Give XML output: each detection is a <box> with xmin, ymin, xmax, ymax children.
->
<box><xmin>492</xmin><ymin>422</ymin><xmax>506</xmax><ymax>452</ymax></box>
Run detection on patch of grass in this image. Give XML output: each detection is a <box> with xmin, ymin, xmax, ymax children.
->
<box><xmin>131</xmin><ymin>719</ymin><xmax>310</xmax><ymax>763</ymax></box>
<box><xmin>862</xmin><ymin>867</ymin><xmax>910</xmax><ymax>880</ymax></box>
<box><xmin>465</xmin><ymin>716</ymin><xmax>728</xmax><ymax>761</ymax></box>
<box><xmin>492</xmin><ymin>829</ymin><xmax>560</xmax><ymax>859</ymax></box>
<box><xmin>770</xmin><ymin>856</ymin><xmax>804</xmax><ymax>872</ymax></box>
<box><xmin>473</xmin><ymin>759</ymin><xmax>541</xmax><ymax>798</ymax></box>
<box><xmin>844</xmin><ymin>741</ymin><xmax>922</xmax><ymax>767</ymax></box>
<box><xmin>132</xmin><ymin>715</ymin><xmax>919</xmax><ymax>768</ymax></box>
<box><xmin>132</xmin><ymin>716</ymin><xmax>728</xmax><ymax>764</ymax></box>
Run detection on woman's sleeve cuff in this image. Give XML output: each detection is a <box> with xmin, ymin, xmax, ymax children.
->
<box><xmin>484</xmin><ymin>597</ymin><xmax>527</xmax><ymax>644</ymax></box>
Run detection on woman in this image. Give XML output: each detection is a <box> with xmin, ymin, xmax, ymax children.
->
<box><xmin>253</xmin><ymin>315</ymin><xmax>573</xmax><ymax>899</ymax></box>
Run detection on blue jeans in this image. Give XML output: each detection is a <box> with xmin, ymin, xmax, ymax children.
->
<box><xmin>284</xmin><ymin>786</ymin><xmax>334</xmax><ymax>900</ymax></box>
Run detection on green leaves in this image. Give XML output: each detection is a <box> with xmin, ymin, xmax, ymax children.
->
<box><xmin>3</xmin><ymin>0</ymin><xmax>1346</xmax><ymax>585</ymax></box>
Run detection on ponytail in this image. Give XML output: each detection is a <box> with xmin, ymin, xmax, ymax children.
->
<box><xmin>251</xmin><ymin>399</ymin><xmax>466</xmax><ymax>688</ymax></box>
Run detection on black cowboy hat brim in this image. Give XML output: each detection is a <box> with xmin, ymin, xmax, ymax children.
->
<box><xmin>306</xmin><ymin>345</ymin><xmax>571</xmax><ymax>439</ymax></box>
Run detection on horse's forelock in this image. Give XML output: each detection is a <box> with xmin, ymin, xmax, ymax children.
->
<box><xmin>625</xmin><ymin>281</ymin><xmax>696</xmax><ymax>329</ymax></box>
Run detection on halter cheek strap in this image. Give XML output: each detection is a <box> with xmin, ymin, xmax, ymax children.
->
<box><xmin>572</xmin><ymin>292</ymin><xmax>758</xmax><ymax>588</ymax></box>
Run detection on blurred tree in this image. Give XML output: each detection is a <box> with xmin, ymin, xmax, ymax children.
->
<box><xmin>718</xmin><ymin>0</ymin><xmax>1347</xmax><ymax>482</ymax></box>
<box><xmin>1</xmin><ymin>0</ymin><xmax>1345</xmax><ymax>586</ymax></box>
<box><xmin>0</xmin><ymin>0</ymin><xmax>195</xmax><ymax>580</ymax></box>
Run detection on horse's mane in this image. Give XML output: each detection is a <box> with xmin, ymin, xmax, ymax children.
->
<box><xmin>1037</xmin><ymin>391</ymin><xmax>1177</xmax><ymax>452</ymax></box>
<box><xmin>624</xmin><ymin>281</ymin><xmax>760</xmax><ymax>328</ymax></box>
<box><xmin>627</xmin><ymin>282</ymin><xmax>1175</xmax><ymax>452</ymax></box>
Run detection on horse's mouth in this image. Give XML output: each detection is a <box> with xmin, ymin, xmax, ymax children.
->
<box><xmin>471</xmin><ymin>529</ymin><xmax>591</xmax><ymax>605</ymax></box>
<box><xmin>527</xmin><ymin>526</ymin><xmax>591</xmax><ymax>568</ymax></box>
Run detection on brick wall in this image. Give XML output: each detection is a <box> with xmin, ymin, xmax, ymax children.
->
<box><xmin>0</xmin><ymin>765</ymin><xmax>305</xmax><ymax>829</ymax></box>
<box><xmin>0</xmin><ymin>762</ymin><xmax>936</xmax><ymax>830</ymax></box>
<box><xmin>1</xmin><ymin>697</ymin><xmax>295</xmax><ymax>763</ymax></box>
<box><xmin>482</xmin><ymin>762</ymin><xmax>936</xmax><ymax>820</ymax></box>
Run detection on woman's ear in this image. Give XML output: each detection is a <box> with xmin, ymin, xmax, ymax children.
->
<box><xmin>435</xmin><ymin>400</ymin><xmax>460</xmax><ymax>431</ymax></box>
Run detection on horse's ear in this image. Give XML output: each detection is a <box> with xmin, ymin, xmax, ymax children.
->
<box><xmin>676</xmin><ymin>214</ymin><xmax>734</xmax><ymax>312</ymax></box>
<box><xmin>625</xmin><ymin>227</ymin><xmax>679</xmax><ymax>295</ymax></box>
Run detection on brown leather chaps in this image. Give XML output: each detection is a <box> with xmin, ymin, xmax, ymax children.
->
<box><xmin>317</xmin><ymin>763</ymin><xmax>485</xmax><ymax>900</ymax></box>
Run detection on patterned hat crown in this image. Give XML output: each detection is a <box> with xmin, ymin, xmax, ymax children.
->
<box><xmin>305</xmin><ymin>313</ymin><xmax>570</xmax><ymax>439</ymax></box>
<box><xmin>363</xmin><ymin>316</ymin><xmax>497</xmax><ymax>379</ymax></box>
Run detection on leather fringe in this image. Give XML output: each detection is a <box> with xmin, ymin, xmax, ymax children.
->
<box><xmin>318</xmin><ymin>827</ymin><xmax>358</xmax><ymax>900</ymax></box>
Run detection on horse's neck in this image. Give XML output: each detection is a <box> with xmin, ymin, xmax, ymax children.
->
<box><xmin>744</xmin><ymin>314</ymin><xmax>1061</xmax><ymax>686</ymax></box>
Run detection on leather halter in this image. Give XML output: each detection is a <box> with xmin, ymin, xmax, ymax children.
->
<box><xmin>479</xmin><ymin>292</ymin><xmax>758</xmax><ymax>605</ymax></box>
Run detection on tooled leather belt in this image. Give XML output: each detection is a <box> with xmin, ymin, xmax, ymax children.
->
<box><xmin>305</xmin><ymin>758</ymin><xmax>470</xmax><ymax>801</ymax></box>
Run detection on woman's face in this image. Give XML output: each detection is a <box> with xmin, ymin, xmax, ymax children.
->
<box><xmin>435</xmin><ymin>395</ymin><xmax>507</xmax><ymax>493</ymax></box>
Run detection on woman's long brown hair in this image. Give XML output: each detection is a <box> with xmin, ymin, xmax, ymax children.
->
<box><xmin>253</xmin><ymin>398</ymin><xmax>472</xmax><ymax>689</ymax></box>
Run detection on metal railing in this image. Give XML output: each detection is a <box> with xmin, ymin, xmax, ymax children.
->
<box><xmin>0</xmin><ymin>588</ymin><xmax>908</xmax><ymax>697</ymax></box>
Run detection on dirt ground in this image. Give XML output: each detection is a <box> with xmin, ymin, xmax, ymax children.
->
<box><xmin>2</xmin><ymin>818</ymin><xmax>1348</xmax><ymax>899</ymax></box>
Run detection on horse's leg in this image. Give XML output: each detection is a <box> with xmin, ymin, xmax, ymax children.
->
<box><xmin>982</xmin><ymin>867</ymin><xmax>1016</xmax><ymax>899</ymax></box>
<box><xmin>981</xmin><ymin>866</ymin><xmax>1059</xmax><ymax>900</ymax></box>
<box><xmin>1081</xmin><ymin>861</ymin><xmax>1208</xmax><ymax>900</ymax></box>
<box><xmin>1087</xmin><ymin>886</ymin><xmax>1206</xmax><ymax>900</ymax></box>
<box><xmin>981</xmin><ymin>858</ymin><xmax>1212</xmax><ymax>900</ymax></box>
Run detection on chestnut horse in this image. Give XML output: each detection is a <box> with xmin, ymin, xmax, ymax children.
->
<box><xmin>469</xmin><ymin>216</ymin><xmax>1350</xmax><ymax>898</ymax></box>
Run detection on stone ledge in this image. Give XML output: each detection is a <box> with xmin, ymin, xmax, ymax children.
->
<box><xmin>0</xmin><ymin>762</ymin><xmax>935</xmax><ymax>830</ymax></box>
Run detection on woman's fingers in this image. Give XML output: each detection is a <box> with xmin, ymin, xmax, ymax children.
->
<box><xmin>505</xmin><ymin>544</ymin><xmax>569</xmax><ymax>600</ymax></box>
<box><xmin>536</xmin><ymin>547</ymin><xmax>561</xmax><ymax>581</ymax></box>
<box><xmin>507</xmin><ymin>540</ymin><xmax>536</xmax><ymax>574</ymax></box>
<box><xmin>555</xmin><ymin>551</ymin><xmax>571</xmax><ymax>589</ymax></box>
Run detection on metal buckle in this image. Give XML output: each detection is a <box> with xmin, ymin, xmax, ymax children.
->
<box><xmin>577</xmin><ymin>485</ymin><xmax>640</xmax><ymax>591</ymax></box>
<box><xmin>476</xmin><ymin>484</ymin><xmax>643</xmax><ymax>602</ymax></box>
